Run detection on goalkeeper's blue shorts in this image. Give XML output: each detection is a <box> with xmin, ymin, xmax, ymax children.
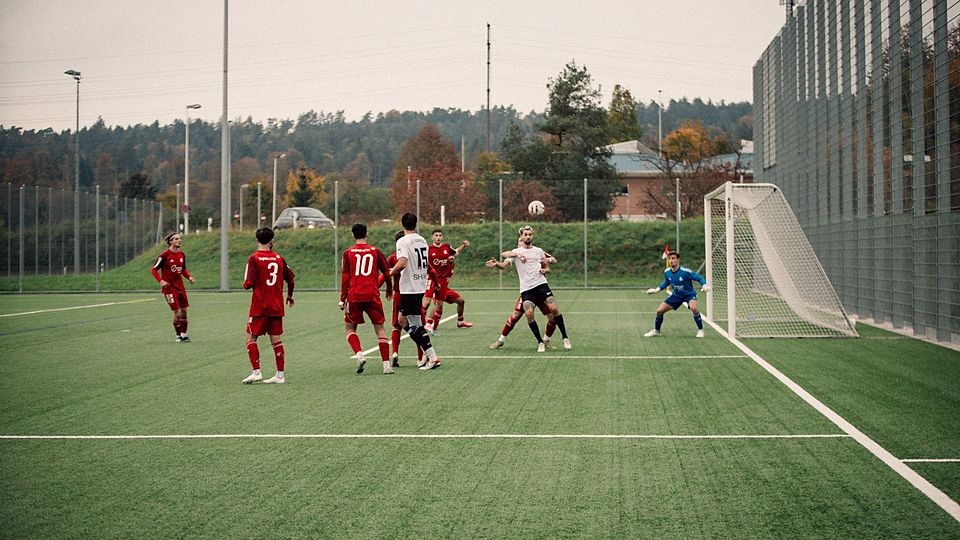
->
<box><xmin>665</xmin><ymin>292</ymin><xmax>696</xmax><ymax>310</ymax></box>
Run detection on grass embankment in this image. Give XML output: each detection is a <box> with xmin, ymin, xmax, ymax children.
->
<box><xmin>0</xmin><ymin>218</ymin><xmax>705</xmax><ymax>291</ymax></box>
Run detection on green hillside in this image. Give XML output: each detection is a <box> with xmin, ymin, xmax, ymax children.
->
<box><xmin>0</xmin><ymin>219</ymin><xmax>706</xmax><ymax>292</ymax></box>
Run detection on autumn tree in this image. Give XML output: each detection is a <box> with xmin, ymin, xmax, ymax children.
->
<box><xmin>284</xmin><ymin>166</ymin><xmax>326</xmax><ymax>208</ymax></box>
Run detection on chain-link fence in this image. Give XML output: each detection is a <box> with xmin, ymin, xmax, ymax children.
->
<box><xmin>0</xmin><ymin>178</ymin><xmax>707</xmax><ymax>293</ymax></box>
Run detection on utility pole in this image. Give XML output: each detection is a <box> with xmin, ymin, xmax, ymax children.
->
<box><xmin>486</xmin><ymin>23</ymin><xmax>491</xmax><ymax>153</ymax></box>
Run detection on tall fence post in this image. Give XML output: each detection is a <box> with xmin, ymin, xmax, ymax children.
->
<box><xmin>334</xmin><ymin>180</ymin><xmax>339</xmax><ymax>289</ymax></box>
<box><xmin>34</xmin><ymin>186</ymin><xmax>40</xmax><ymax>275</ymax></box>
<box><xmin>18</xmin><ymin>185</ymin><xmax>24</xmax><ymax>293</ymax></box>
<box><xmin>47</xmin><ymin>187</ymin><xmax>53</xmax><ymax>275</ymax></box>
<box><xmin>498</xmin><ymin>177</ymin><xmax>503</xmax><ymax>290</ymax></box>
<box><xmin>95</xmin><ymin>185</ymin><xmax>100</xmax><ymax>292</ymax></box>
<box><xmin>416</xmin><ymin>180</ymin><xmax>421</xmax><ymax>222</ymax></box>
<box><xmin>583</xmin><ymin>178</ymin><xmax>588</xmax><ymax>288</ymax></box>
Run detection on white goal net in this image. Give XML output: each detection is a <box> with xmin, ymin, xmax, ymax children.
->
<box><xmin>705</xmin><ymin>182</ymin><xmax>858</xmax><ymax>338</ymax></box>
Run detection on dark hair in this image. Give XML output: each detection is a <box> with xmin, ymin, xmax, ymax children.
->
<box><xmin>256</xmin><ymin>227</ymin><xmax>275</xmax><ymax>245</ymax></box>
<box><xmin>401</xmin><ymin>212</ymin><xmax>418</xmax><ymax>231</ymax></box>
<box><xmin>164</xmin><ymin>232</ymin><xmax>178</xmax><ymax>245</ymax></box>
<box><xmin>351</xmin><ymin>223</ymin><xmax>367</xmax><ymax>239</ymax></box>
<box><xmin>668</xmin><ymin>251</ymin><xmax>679</xmax><ymax>259</ymax></box>
<box><xmin>432</xmin><ymin>228</ymin><xmax>443</xmax><ymax>235</ymax></box>
<box><xmin>394</xmin><ymin>230</ymin><xmax>405</xmax><ymax>242</ymax></box>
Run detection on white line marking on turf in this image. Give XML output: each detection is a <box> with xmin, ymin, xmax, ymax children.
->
<box><xmin>901</xmin><ymin>459</ymin><xmax>960</xmax><ymax>463</ymax></box>
<box><xmin>704</xmin><ymin>317</ymin><xmax>960</xmax><ymax>522</ymax></box>
<box><xmin>0</xmin><ymin>433</ymin><xmax>852</xmax><ymax>440</ymax></box>
<box><xmin>358</xmin><ymin>314</ymin><xmax>457</xmax><ymax>357</ymax></box>
<box><xmin>439</xmin><ymin>355</ymin><xmax>748</xmax><ymax>360</ymax></box>
<box><xmin>0</xmin><ymin>299</ymin><xmax>154</xmax><ymax>318</ymax></box>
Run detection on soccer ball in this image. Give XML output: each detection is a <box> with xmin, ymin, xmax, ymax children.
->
<box><xmin>527</xmin><ymin>200</ymin><xmax>545</xmax><ymax>216</ymax></box>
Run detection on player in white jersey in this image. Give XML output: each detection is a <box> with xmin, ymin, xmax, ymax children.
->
<box><xmin>387</xmin><ymin>212</ymin><xmax>441</xmax><ymax>370</ymax></box>
<box><xmin>500</xmin><ymin>225</ymin><xmax>572</xmax><ymax>352</ymax></box>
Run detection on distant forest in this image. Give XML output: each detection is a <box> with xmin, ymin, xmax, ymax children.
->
<box><xmin>0</xmin><ymin>97</ymin><xmax>751</xmax><ymax>209</ymax></box>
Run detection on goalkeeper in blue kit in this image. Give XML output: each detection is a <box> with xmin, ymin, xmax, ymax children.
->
<box><xmin>644</xmin><ymin>251</ymin><xmax>711</xmax><ymax>338</ymax></box>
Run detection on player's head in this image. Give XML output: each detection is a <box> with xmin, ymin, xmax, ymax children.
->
<box><xmin>431</xmin><ymin>229</ymin><xmax>443</xmax><ymax>244</ymax></box>
<box><xmin>518</xmin><ymin>225</ymin><xmax>533</xmax><ymax>246</ymax></box>
<box><xmin>164</xmin><ymin>232</ymin><xmax>181</xmax><ymax>247</ymax></box>
<box><xmin>256</xmin><ymin>227</ymin><xmax>275</xmax><ymax>246</ymax></box>
<box><xmin>401</xmin><ymin>212</ymin><xmax>417</xmax><ymax>231</ymax></box>
<box><xmin>667</xmin><ymin>251</ymin><xmax>680</xmax><ymax>267</ymax></box>
<box><xmin>351</xmin><ymin>223</ymin><xmax>367</xmax><ymax>240</ymax></box>
<box><xmin>394</xmin><ymin>230</ymin><xmax>405</xmax><ymax>242</ymax></box>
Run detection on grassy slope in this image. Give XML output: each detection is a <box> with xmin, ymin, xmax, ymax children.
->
<box><xmin>0</xmin><ymin>219</ymin><xmax>705</xmax><ymax>291</ymax></box>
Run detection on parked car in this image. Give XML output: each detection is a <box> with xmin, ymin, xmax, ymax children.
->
<box><xmin>272</xmin><ymin>207</ymin><xmax>334</xmax><ymax>229</ymax></box>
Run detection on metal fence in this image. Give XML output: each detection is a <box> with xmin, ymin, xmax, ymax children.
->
<box><xmin>753</xmin><ymin>0</ymin><xmax>960</xmax><ymax>346</ymax></box>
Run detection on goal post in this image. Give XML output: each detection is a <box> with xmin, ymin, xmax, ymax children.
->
<box><xmin>704</xmin><ymin>182</ymin><xmax>858</xmax><ymax>338</ymax></box>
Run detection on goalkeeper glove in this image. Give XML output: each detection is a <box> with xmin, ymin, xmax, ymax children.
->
<box><xmin>701</xmin><ymin>285</ymin><xmax>712</xmax><ymax>292</ymax></box>
<box><xmin>646</xmin><ymin>287</ymin><xmax>660</xmax><ymax>294</ymax></box>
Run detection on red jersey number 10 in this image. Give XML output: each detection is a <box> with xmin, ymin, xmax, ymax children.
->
<box><xmin>353</xmin><ymin>253</ymin><xmax>374</xmax><ymax>276</ymax></box>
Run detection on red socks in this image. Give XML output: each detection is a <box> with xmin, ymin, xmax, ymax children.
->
<box><xmin>391</xmin><ymin>328</ymin><xmax>401</xmax><ymax>354</ymax></box>
<box><xmin>272</xmin><ymin>341</ymin><xmax>285</xmax><ymax>372</ymax></box>
<box><xmin>378</xmin><ymin>337</ymin><xmax>390</xmax><ymax>361</ymax></box>
<box><xmin>346</xmin><ymin>331</ymin><xmax>362</xmax><ymax>354</ymax></box>
<box><xmin>246</xmin><ymin>341</ymin><xmax>260</xmax><ymax>370</ymax></box>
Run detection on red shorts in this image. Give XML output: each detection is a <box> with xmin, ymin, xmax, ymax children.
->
<box><xmin>426</xmin><ymin>278</ymin><xmax>461</xmax><ymax>303</ymax></box>
<box><xmin>344</xmin><ymin>297</ymin><xmax>386</xmax><ymax>325</ymax></box>
<box><xmin>247</xmin><ymin>316</ymin><xmax>283</xmax><ymax>337</ymax></box>
<box><xmin>162</xmin><ymin>288</ymin><xmax>189</xmax><ymax>311</ymax></box>
<box><xmin>514</xmin><ymin>296</ymin><xmax>551</xmax><ymax>315</ymax></box>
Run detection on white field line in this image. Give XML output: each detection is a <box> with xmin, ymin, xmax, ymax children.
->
<box><xmin>901</xmin><ymin>459</ymin><xmax>960</xmax><ymax>463</ymax></box>
<box><xmin>704</xmin><ymin>317</ymin><xmax>960</xmax><ymax>522</ymax></box>
<box><xmin>358</xmin><ymin>314</ymin><xmax>457</xmax><ymax>357</ymax></box>
<box><xmin>0</xmin><ymin>433</ymin><xmax>852</xmax><ymax>441</ymax></box>
<box><xmin>436</xmin><ymin>355</ymin><xmax>747</xmax><ymax>360</ymax></box>
<box><xmin>0</xmin><ymin>299</ymin><xmax>154</xmax><ymax>318</ymax></box>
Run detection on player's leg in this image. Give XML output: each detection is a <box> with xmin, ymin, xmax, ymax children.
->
<box><xmin>264</xmin><ymin>328</ymin><xmax>286</xmax><ymax>383</ymax></box>
<box><xmin>177</xmin><ymin>292</ymin><xmax>190</xmax><ymax>341</ymax></box>
<box><xmin>544</xmin><ymin>297</ymin><xmax>570</xmax><ymax>349</ymax></box>
<box><xmin>688</xmin><ymin>299</ymin><xmax>704</xmax><ymax>337</ymax></box>
<box><xmin>369</xmin><ymin>299</ymin><xmax>393</xmax><ymax>374</ymax></box>
<box><xmin>491</xmin><ymin>298</ymin><xmax>523</xmax><ymax>349</ymax></box>
<box><xmin>390</xmin><ymin>294</ymin><xmax>402</xmax><ymax>366</ymax></box>
<box><xmin>451</xmin><ymin>290</ymin><xmax>472</xmax><ymax>328</ymax></box>
<box><xmin>422</xmin><ymin>280</ymin><xmax>436</xmax><ymax>332</ymax></box>
<box><xmin>645</xmin><ymin>301</ymin><xmax>676</xmax><ymax>337</ymax></box>
<box><xmin>242</xmin><ymin>317</ymin><xmax>264</xmax><ymax>383</ymax></box>
<box><xmin>344</xmin><ymin>313</ymin><xmax>366</xmax><ymax>374</ymax></box>
<box><xmin>523</xmin><ymin>300</ymin><xmax>546</xmax><ymax>352</ymax></box>
<box><xmin>400</xmin><ymin>294</ymin><xmax>440</xmax><ymax>370</ymax></box>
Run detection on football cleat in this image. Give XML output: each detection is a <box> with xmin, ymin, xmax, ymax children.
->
<box><xmin>418</xmin><ymin>358</ymin><xmax>440</xmax><ymax>370</ymax></box>
<box><xmin>391</xmin><ymin>354</ymin><xmax>400</xmax><ymax>368</ymax></box>
<box><xmin>489</xmin><ymin>340</ymin><xmax>504</xmax><ymax>350</ymax></box>
<box><xmin>416</xmin><ymin>357</ymin><xmax>428</xmax><ymax>369</ymax></box>
<box><xmin>543</xmin><ymin>339</ymin><xmax>555</xmax><ymax>350</ymax></box>
<box><xmin>242</xmin><ymin>371</ymin><xmax>263</xmax><ymax>384</ymax></box>
<box><xmin>423</xmin><ymin>321</ymin><xmax>435</xmax><ymax>332</ymax></box>
<box><xmin>643</xmin><ymin>329</ymin><xmax>661</xmax><ymax>337</ymax></box>
<box><xmin>263</xmin><ymin>375</ymin><xmax>285</xmax><ymax>384</ymax></box>
<box><xmin>562</xmin><ymin>338</ymin><xmax>572</xmax><ymax>350</ymax></box>
<box><xmin>356</xmin><ymin>355</ymin><xmax>366</xmax><ymax>374</ymax></box>
<box><xmin>456</xmin><ymin>320</ymin><xmax>474</xmax><ymax>328</ymax></box>
<box><xmin>383</xmin><ymin>361</ymin><xmax>395</xmax><ymax>375</ymax></box>
<box><xmin>175</xmin><ymin>336</ymin><xmax>184</xmax><ymax>343</ymax></box>
<box><xmin>537</xmin><ymin>342</ymin><xmax>546</xmax><ymax>353</ymax></box>
<box><xmin>696</xmin><ymin>330</ymin><xmax>704</xmax><ymax>338</ymax></box>
<box><xmin>180</xmin><ymin>336</ymin><xmax>191</xmax><ymax>343</ymax></box>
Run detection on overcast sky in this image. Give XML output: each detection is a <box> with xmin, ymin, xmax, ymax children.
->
<box><xmin>0</xmin><ymin>0</ymin><xmax>786</xmax><ymax>132</ymax></box>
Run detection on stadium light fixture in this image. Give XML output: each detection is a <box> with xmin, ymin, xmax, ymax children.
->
<box><xmin>64</xmin><ymin>69</ymin><xmax>81</xmax><ymax>275</ymax></box>
<box><xmin>184</xmin><ymin>104</ymin><xmax>201</xmax><ymax>235</ymax></box>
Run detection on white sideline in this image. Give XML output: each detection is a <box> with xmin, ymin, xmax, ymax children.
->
<box><xmin>0</xmin><ymin>299</ymin><xmax>154</xmax><ymax>318</ymax></box>
<box><xmin>437</xmin><ymin>355</ymin><xmax>747</xmax><ymax>360</ymax></box>
<box><xmin>901</xmin><ymin>459</ymin><xmax>960</xmax><ymax>463</ymax></box>
<box><xmin>0</xmin><ymin>433</ymin><xmax>851</xmax><ymax>440</ymax></box>
<box><xmin>704</xmin><ymin>317</ymin><xmax>960</xmax><ymax>522</ymax></box>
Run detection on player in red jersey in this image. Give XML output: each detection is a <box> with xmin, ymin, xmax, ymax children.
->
<box><xmin>340</xmin><ymin>223</ymin><xmax>394</xmax><ymax>375</ymax></box>
<box><xmin>241</xmin><ymin>227</ymin><xmax>295</xmax><ymax>384</ymax></box>
<box><xmin>423</xmin><ymin>229</ymin><xmax>472</xmax><ymax>334</ymax></box>
<box><xmin>151</xmin><ymin>232</ymin><xmax>196</xmax><ymax>342</ymax></box>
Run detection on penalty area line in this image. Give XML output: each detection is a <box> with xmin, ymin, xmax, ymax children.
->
<box><xmin>901</xmin><ymin>458</ymin><xmax>960</xmax><ymax>463</ymax></box>
<box><xmin>704</xmin><ymin>317</ymin><xmax>960</xmax><ymax>522</ymax></box>
<box><xmin>0</xmin><ymin>433</ymin><xmax>852</xmax><ymax>440</ymax></box>
<box><xmin>0</xmin><ymin>299</ymin><xmax>155</xmax><ymax>318</ymax></box>
<box><xmin>438</xmin><ymin>355</ymin><xmax>748</xmax><ymax>360</ymax></box>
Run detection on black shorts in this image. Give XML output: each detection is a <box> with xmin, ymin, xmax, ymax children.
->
<box><xmin>399</xmin><ymin>293</ymin><xmax>425</xmax><ymax>317</ymax></box>
<box><xmin>520</xmin><ymin>283</ymin><xmax>554</xmax><ymax>307</ymax></box>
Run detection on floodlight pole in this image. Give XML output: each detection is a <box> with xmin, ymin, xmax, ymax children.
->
<box><xmin>64</xmin><ymin>69</ymin><xmax>81</xmax><ymax>275</ymax></box>
<box><xmin>272</xmin><ymin>152</ymin><xmax>286</xmax><ymax>225</ymax></box>
<box><xmin>219</xmin><ymin>0</ymin><xmax>230</xmax><ymax>291</ymax></box>
<box><xmin>658</xmin><ymin>90</ymin><xmax>663</xmax><ymax>162</ymax></box>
